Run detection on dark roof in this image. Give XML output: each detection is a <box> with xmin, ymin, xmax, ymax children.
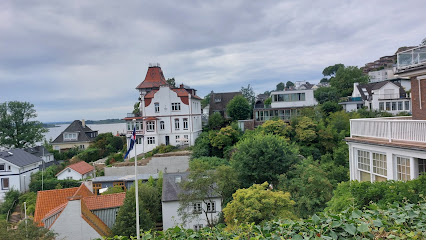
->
<box><xmin>51</xmin><ymin>120</ymin><xmax>97</xmax><ymax>144</ymax></box>
<box><xmin>356</xmin><ymin>81</ymin><xmax>406</xmax><ymax>100</ymax></box>
<box><xmin>24</xmin><ymin>146</ymin><xmax>52</xmax><ymax>157</ymax></box>
<box><xmin>0</xmin><ymin>148</ymin><xmax>42</xmax><ymax>167</ymax></box>
<box><xmin>209</xmin><ymin>91</ymin><xmax>242</xmax><ymax>117</ymax></box>
<box><xmin>162</xmin><ymin>172</ymin><xmax>190</xmax><ymax>202</ymax></box>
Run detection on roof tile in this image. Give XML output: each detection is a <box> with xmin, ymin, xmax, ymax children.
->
<box><xmin>83</xmin><ymin>192</ymin><xmax>126</xmax><ymax>210</ymax></box>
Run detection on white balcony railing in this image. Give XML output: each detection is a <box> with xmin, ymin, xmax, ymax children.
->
<box><xmin>397</xmin><ymin>45</ymin><xmax>426</xmax><ymax>70</ymax></box>
<box><xmin>350</xmin><ymin>117</ymin><xmax>426</xmax><ymax>143</ymax></box>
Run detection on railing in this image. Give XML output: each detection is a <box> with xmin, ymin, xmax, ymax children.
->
<box><xmin>350</xmin><ymin>117</ymin><xmax>426</xmax><ymax>143</ymax></box>
<box><xmin>397</xmin><ymin>45</ymin><xmax>426</xmax><ymax>70</ymax></box>
<box><xmin>375</xmin><ymin>93</ymin><xmax>407</xmax><ymax>100</ymax></box>
<box><xmin>6</xmin><ymin>200</ymin><xmax>17</xmax><ymax>222</ymax></box>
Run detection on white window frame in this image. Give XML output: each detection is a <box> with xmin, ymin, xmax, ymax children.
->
<box><xmin>1</xmin><ymin>178</ymin><xmax>9</xmax><ymax>190</ymax></box>
<box><xmin>206</xmin><ymin>201</ymin><xmax>216</xmax><ymax>213</ymax></box>
<box><xmin>396</xmin><ymin>156</ymin><xmax>411</xmax><ymax>181</ymax></box>
<box><xmin>193</xmin><ymin>202</ymin><xmax>202</xmax><ymax>214</ymax></box>
<box><xmin>183</xmin><ymin>118</ymin><xmax>188</xmax><ymax>130</ymax></box>
<box><xmin>160</xmin><ymin>121</ymin><xmax>165</xmax><ymax>130</ymax></box>
<box><xmin>372</xmin><ymin>152</ymin><xmax>387</xmax><ymax>177</ymax></box>
<box><xmin>194</xmin><ymin>224</ymin><xmax>203</xmax><ymax>231</ymax></box>
<box><xmin>146</xmin><ymin>121</ymin><xmax>155</xmax><ymax>132</ymax></box>
<box><xmin>155</xmin><ymin>102</ymin><xmax>160</xmax><ymax>113</ymax></box>
<box><xmin>147</xmin><ymin>137</ymin><xmax>155</xmax><ymax>145</ymax></box>
<box><xmin>175</xmin><ymin>119</ymin><xmax>180</xmax><ymax>130</ymax></box>
<box><xmin>171</xmin><ymin>103</ymin><xmax>181</xmax><ymax>111</ymax></box>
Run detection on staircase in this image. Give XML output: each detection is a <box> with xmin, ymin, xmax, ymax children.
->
<box><xmin>9</xmin><ymin>205</ymin><xmax>22</xmax><ymax>224</ymax></box>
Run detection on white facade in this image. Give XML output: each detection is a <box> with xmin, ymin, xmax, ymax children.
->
<box><xmin>162</xmin><ymin>197</ymin><xmax>222</xmax><ymax>231</ymax></box>
<box><xmin>0</xmin><ymin>159</ymin><xmax>40</xmax><ymax>201</ymax></box>
<box><xmin>126</xmin><ymin>86</ymin><xmax>203</xmax><ymax>157</ymax></box>
<box><xmin>270</xmin><ymin>89</ymin><xmax>318</xmax><ymax>108</ymax></box>
<box><xmin>57</xmin><ymin>167</ymin><xmax>95</xmax><ymax>180</ymax></box>
<box><xmin>368</xmin><ymin>69</ymin><xmax>395</xmax><ymax>82</ymax></box>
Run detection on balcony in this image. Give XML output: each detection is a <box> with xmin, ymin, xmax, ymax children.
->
<box><xmin>350</xmin><ymin>117</ymin><xmax>426</xmax><ymax>143</ymax></box>
<box><xmin>397</xmin><ymin>45</ymin><xmax>426</xmax><ymax>71</ymax></box>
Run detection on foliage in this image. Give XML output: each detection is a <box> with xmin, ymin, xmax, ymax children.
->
<box><xmin>208</xmin><ymin>112</ymin><xmax>225</xmax><ymax>130</ymax></box>
<box><xmin>102</xmin><ymin>185</ymin><xmax>125</xmax><ymax>195</ymax></box>
<box><xmin>103</xmin><ymin>200</ymin><xmax>426</xmax><ymax>239</ymax></box>
<box><xmin>276</xmin><ymin>82</ymin><xmax>285</xmax><ymax>91</ymax></box>
<box><xmin>256</xmin><ymin>119</ymin><xmax>289</xmax><ymax>138</ymax></box>
<box><xmin>77</xmin><ymin>148</ymin><xmax>101</xmax><ymax>162</ymax></box>
<box><xmin>208</xmin><ymin>126</ymin><xmax>240</xmax><ymax>150</ymax></box>
<box><xmin>31</xmin><ymin>165</ymin><xmax>63</xmax><ymax>182</ymax></box>
<box><xmin>264</xmin><ymin>97</ymin><xmax>272</xmax><ymax>105</ymax></box>
<box><xmin>294</xmin><ymin>116</ymin><xmax>317</xmax><ymax>143</ymax></box>
<box><xmin>0</xmin><ymin>189</ymin><xmax>20</xmax><ymax>215</ymax></box>
<box><xmin>322</xmin><ymin>63</ymin><xmax>345</xmax><ymax>77</ymax></box>
<box><xmin>201</xmin><ymin>93</ymin><xmax>211</xmax><ymax>108</ymax></box>
<box><xmin>223</xmin><ymin>182</ymin><xmax>295</xmax><ymax>225</ymax></box>
<box><xmin>326</xmin><ymin>175</ymin><xmax>426</xmax><ymax>213</ymax></box>
<box><xmin>286</xmin><ymin>81</ymin><xmax>295</xmax><ymax>88</ymax></box>
<box><xmin>91</xmin><ymin>133</ymin><xmax>125</xmax><ymax>157</ymax></box>
<box><xmin>132</xmin><ymin>102</ymin><xmax>140</xmax><ymax>115</ymax></box>
<box><xmin>190</xmin><ymin>156</ymin><xmax>228</xmax><ymax>169</ymax></box>
<box><xmin>166</xmin><ymin>78</ymin><xmax>176</xmax><ymax>88</ymax></box>
<box><xmin>152</xmin><ymin>144</ymin><xmax>177</xmax><ymax>155</ymax></box>
<box><xmin>191</xmin><ymin>132</ymin><xmax>212</xmax><ymax>159</ymax></box>
<box><xmin>240</xmin><ymin>84</ymin><xmax>255</xmax><ymax>106</ymax></box>
<box><xmin>106</xmin><ymin>152</ymin><xmax>125</xmax><ymax>165</ymax></box>
<box><xmin>113</xmin><ymin>179</ymin><xmax>162</xmax><ymax>236</ymax></box>
<box><xmin>226</xmin><ymin>95</ymin><xmax>251</xmax><ymax>121</ymax></box>
<box><xmin>29</xmin><ymin>179</ymin><xmax>81</xmax><ymax>192</ymax></box>
<box><xmin>51</xmin><ymin>147</ymin><xmax>81</xmax><ymax>161</ymax></box>
<box><xmin>19</xmin><ymin>192</ymin><xmax>37</xmax><ymax>216</ymax></box>
<box><xmin>231</xmin><ymin>133</ymin><xmax>299</xmax><ymax>187</ymax></box>
<box><xmin>314</xmin><ymin>87</ymin><xmax>340</xmax><ymax>104</ymax></box>
<box><xmin>278</xmin><ymin>158</ymin><xmax>334</xmax><ymax>218</ymax></box>
<box><xmin>330</xmin><ymin>66</ymin><xmax>369</xmax><ymax>97</ymax></box>
<box><xmin>0</xmin><ymin>219</ymin><xmax>56</xmax><ymax>240</ymax></box>
<box><xmin>321</xmin><ymin>101</ymin><xmax>343</xmax><ymax>115</ymax></box>
<box><xmin>0</xmin><ymin>101</ymin><xmax>47</xmax><ymax>148</ymax></box>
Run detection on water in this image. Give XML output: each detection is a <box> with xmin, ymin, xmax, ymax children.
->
<box><xmin>43</xmin><ymin>123</ymin><xmax>127</xmax><ymax>142</ymax></box>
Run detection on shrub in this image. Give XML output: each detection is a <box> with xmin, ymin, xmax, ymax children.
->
<box><xmin>152</xmin><ymin>144</ymin><xmax>177</xmax><ymax>155</ymax></box>
<box><xmin>76</xmin><ymin>148</ymin><xmax>101</xmax><ymax>163</ymax></box>
<box><xmin>29</xmin><ymin>179</ymin><xmax>81</xmax><ymax>192</ymax></box>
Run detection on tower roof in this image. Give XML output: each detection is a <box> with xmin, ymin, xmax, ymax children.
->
<box><xmin>136</xmin><ymin>65</ymin><xmax>168</xmax><ymax>90</ymax></box>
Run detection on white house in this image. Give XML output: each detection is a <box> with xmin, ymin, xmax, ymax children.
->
<box><xmin>347</xmin><ymin>45</ymin><xmax>426</xmax><ymax>182</ymax></box>
<box><xmin>162</xmin><ymin>172</ymin><xmax>222</xmax><ymax>231</ymax></box>
<box><xmin>123</xmin><ymin>64</ymin><xmax>203</xmax><ymax>157</ymax></box>
<box><xmin>0</xmin><ymin>149</ymin><xmax>41</xmax><ymax>201</ymax></box>
<box><xmin>340</xmin><ymin>80</ymin><xmax>410</xmax><ymax>114</ymax></box>
<box><xmin>56</xmin><ymin>161</ymin><xmax>95</xmax><ymax>180</ymax></box>
<box><xmin>368</xmin><ymin>68</ymin><xmax>396</xmax><ymax>82</ymax></box>
<box><xmin>51</xmin><ymin>120</ymin><xmax>98</xmax><ymax>152</ymax></box>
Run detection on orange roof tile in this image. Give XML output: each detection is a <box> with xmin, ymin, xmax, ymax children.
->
<box><xmin>57</xmin><ymin>161</ymin><xmax>95</xmax><ymax>176</ymax></box>
<box><xmin>73</xmin><ymin>183</ymin><xmax>95</xmax><ymax>199</ymax></box>
<box><xmin>83</xmin><ymin>192</ymin><xmax>126</xmax><ymax>210</ymax></box>
<box><xmin>42</xmin><ymin>202</ymin><xmax>68</xmax><ymax>222</ymax></box>
<box><xmin>136</xmin><ymin>66</ymin><xmax>168</xmax><ymax>89</ymax></box>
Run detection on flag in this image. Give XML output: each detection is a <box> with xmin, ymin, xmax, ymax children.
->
<box><xmin>124</xmin><ymin>127</ymin><xmax>136</xmax><ymax>159</ymax></box>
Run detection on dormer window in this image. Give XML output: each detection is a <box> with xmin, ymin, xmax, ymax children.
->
<box><xmin>64</xmin><ymin>133</ymin><xmax>78</xmax><ymax>141</ymax></box>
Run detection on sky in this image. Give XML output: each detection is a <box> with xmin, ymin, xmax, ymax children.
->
<box><xmin>0</xmin><ymin>0</ymin><xmax>425</xmax><ymax>122</ymax></box>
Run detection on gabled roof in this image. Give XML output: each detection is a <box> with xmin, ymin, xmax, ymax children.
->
<box><xmin>83</xmin><ymin>192</ymin><xmax>126</xmax><ymax>210</ymax></box>
<box><xmin>24</xmin><ymin>146</ymin><xmax>52</xmax><ymax>158</ymax></box>
<box><xmin>51</xmin><ymin>120</ymin><xmax>97</xmax><ymax>144</ymax></box>
<box><xmin>136</xmin><ymin>66</ymin><xmax>168</xmax><ymax>89</ymax></box>
<box><xmin>356</xmin><ymin>81</ymin><xmax>405</xmax><ymax>100</ymax></box>
<box><xmin>56</xmin><ymin>161</ymin><xmax>95</xmax><ymax>176</ymax></box>
<box><xmin>0</xmin><ymin>148</ymin><xmax>42</xmax><ymax>167</ymax></box>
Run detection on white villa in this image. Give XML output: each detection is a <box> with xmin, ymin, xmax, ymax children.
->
<box><xmin>347</xmin><ymin>45</ymin><xmax>426</xmax><ymax>182</ymax></box>
<box><xmin>124</xmin><ymin>64</ymin><xmax>203</xmax><ymax>157</ymax></box>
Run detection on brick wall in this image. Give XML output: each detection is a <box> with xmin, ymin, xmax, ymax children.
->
<box><xmin>410</xmin><ymin>77</ymin><xmax>426</xmax><ymax>120</ymax></box>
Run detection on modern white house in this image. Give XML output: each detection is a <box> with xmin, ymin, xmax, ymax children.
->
<box><xmin>253</xmin><ymin>89</ymin><xmax>317</xmax><ymax>126</ymax></box>
<box><xmin>347</xmin><ymin>45</ymin><xmax>426</xmax><ymax>182</ymax></box>
<box><xmin>0</xmin><ymin>149</ymin><xmax>42</xmax><ymax>201</ymax></box>
<box><xmin>124</xmin><ymin>64</ymin><xmax>203</xmax><ymax>157</ymax></box>
<box><xmin>56</xmin><ymin>161</ymin><xmax>95</xmax><ymax>180</ymax></box>
<box><xmin>162</xmin><ymin>172</ymin><xmax>222</xmax><ymax>231</ymax></box>
<box><xmin>339</xmin><ymin>80</ymin><xmax>410</xmax><ymax>114</ymax></box>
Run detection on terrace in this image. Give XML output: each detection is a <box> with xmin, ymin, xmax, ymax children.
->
<box><xmin>397</xmin><ymin>45</ymin><xmax>426</xmax><ymax>71</ymax></box>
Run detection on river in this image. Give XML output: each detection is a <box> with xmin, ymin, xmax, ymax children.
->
<box><xmin>43</xmin><ymin>123</ymin><xmax>127</xmax><ymax>142</ymax></box>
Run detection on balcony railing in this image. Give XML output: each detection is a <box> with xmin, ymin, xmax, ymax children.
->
<box><xmin>126</xmin><ymin>113</ymin><xmax>142</xmax><ymax>118</ymax></box>
<box><xmin>350</xmin><ymin>117</ymin><xmax>426</xmax><ymax>143</ymax></box>
<box><xmin>397</xmin><ymin>45</ymin><xmax>426</xmax><ymax>70</ymax></box>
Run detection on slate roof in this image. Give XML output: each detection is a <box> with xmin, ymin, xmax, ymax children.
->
<box><xmin>162</xmin><ymin>172</ymin><xmax>190</xmax><ymax>202</ymax></box>
<box><xmin>356</xmin><ymin>81</ymin><xmax>406</xmax><ymax>100</ymax></box>
<box><xmin>92</xmin><ymin>173</ymin><xmax>159</xmax><ymax>183</ymax></box>
<box><xmin>24</xmin><ymin>146</ymin><xmax>52</xmax><ymax>158</ymax></box>
<box><xmin>83</xmin><ymin>192</ymin><xmax>126</xmax><ymax>210</ymax></box>
<box><xmin>136</xmin><ymin>66</ymin><xmax>168</xmax><ymax>89</ymax></box>
<box><xmin>0</xmin><ymin>148</ymin><xmax>42</xmax><ymax>167</ymax></box>
<box><xmin>51</xmin><ymin>120</ymin><xmax>97</xmax><ymax>144</ymax></box>
<box><xmin>56</xmin><ymin>161</ymin><xmax>95</xmax><ymax>176</ymax></box>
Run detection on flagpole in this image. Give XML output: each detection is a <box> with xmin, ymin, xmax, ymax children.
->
<box><xmin>133</xmin><ymin>119</ymin><xmax>140</xmax><ymax>240</ymax></box>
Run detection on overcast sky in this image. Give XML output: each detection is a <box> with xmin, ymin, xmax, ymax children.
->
<box><xmin>0</xmin><ymin>0</ymin><xmax>424</xmax><ymax>122</ymax></box>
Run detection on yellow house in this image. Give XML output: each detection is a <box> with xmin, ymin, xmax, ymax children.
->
<box><xmin>51</xmin><ymin>120</ymin><xmax>98</xmax><ymax>152</ymax></box>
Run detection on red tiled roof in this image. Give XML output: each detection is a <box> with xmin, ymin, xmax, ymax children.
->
<box><xmin>136</xmin><ymin>67</ymin><xmax>168</xmax><ymax>89</ymax></box>
<box><xmin>58</xmin><ymin>161</ymin><xmax>95</xmax><ymax>176</ymax></box>
<box><xmin>42</xmin><ymin>202</ymin><xmax>67</xmax><ymax>222</ymax></box>
<box><xmin>83</xmin><ymin>192</ymin><xmax>126</xmax><ymax>210</ymax></box>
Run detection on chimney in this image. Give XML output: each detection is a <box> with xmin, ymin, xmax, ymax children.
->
<box><xmin>82</xmin><ymin>119</ymin><xmax>86</xmax><ymax>128</ymax></box>
<box><xmin>180</xmin><ymin>84</ymin><xmax>184</xmax><ymax>89</ymax></box>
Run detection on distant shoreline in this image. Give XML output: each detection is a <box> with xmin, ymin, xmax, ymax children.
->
<box><xmin>43</xmin><ymin>119</ymin><xmax>125</xmax><ymax>128</ymax></box>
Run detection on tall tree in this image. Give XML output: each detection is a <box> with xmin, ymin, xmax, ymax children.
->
<box><xmin>329</xmin><ymin>66</ymin><xmax>368</xmax><ymax>97</ymax></box>
<box><xmin>285</xmin><ymin>81</ymin><xmax>295</xmax><ymax>88</ymax></box>
<box><xmin>0</xmin><ymin>101</ymin><xmax>47</xmax><ymax>148</ymax></box>
<box><xmin>322</xmin><ymin>64</ymin><xmax>345</xmax><ymax>77</ymax></box>
<box><xmin>226</xmin><ymin>95</ymin><xmax>251</xmax><ymax>121</ymax></box>
<box><xmin>201</xmin><ymin>93</ymin><xmax>211</xmax><ymax>108</ymax></box>
<box><xmin>240</xmin><ymin>84</ymin><xmax>255</xmax><ymax>106</ymax></box>
<box><xmin>276</xmin><ymin>82</ymin><xmax>285</xmax><ymax>91</ymax></box>
<box><xmin>166</xmin><ymin>78</ymin><xmax>176</xmax><ymax>88</ymax></box>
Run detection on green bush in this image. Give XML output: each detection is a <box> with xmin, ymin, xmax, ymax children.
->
<box><xmin>326</xmin><ymin>175</ymin><xmax>426</xmax><ymax>213</ymax></box>
<box><xmin>106</xmin><ymin>152</ymin><xmax>124</xmax><ymax>165</ymax></box>
<box><xmin>151</xmin><ymin>144</ymin><xmax>177</xmax><ymax>155</ymax></box>
<box><xmin>0</xmin><ymin>189</ymin><xmax>20</xmax><ymax>214</ymax></box>
<box><xmin>76</xmin><ymin>148</ymin><xmax>101</xmax><ymax>162</ymax></box>
<box><xmin>29</xmin><ymin>179</ymin><xmax>81</xmax><ymax>192</ymax></box>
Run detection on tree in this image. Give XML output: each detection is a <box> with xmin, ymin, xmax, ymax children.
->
<box><xmin>0</xmin><ymin>219</ymin><xmax>56</xmax><ymax>240</ymax></box>
<box><xmin>322</xmin><ymin>64</ymin><xmax>344</xmax><ymax>77</ymax></box>
<box><xmin>0</xmin><ymin>101</ymin><xmax>47</xmax><ymax>148</ymax></box>
<box><xmin>278</xmin><ymin>158</ymin><xmax>334</xmax><ymax>218</ymax></box>
<box><xmin>329</xmin><ymin>66</ymin><xmax>369</xmax><ymax>97</ymax></box>
<box><xmin>256</xmin><ymin>119</ymin><xmax>290</xmax><ymax>138</ymax></box>
<box><xmin>231</xmin><ymin>133</ymin><xmax>299</xmax><ymax>187</ymax></box>
<box><xmin>276</xmin><ymin>82</ymin><xmax>285</xmax><ymax>91</ymax></box>
<box><xmin>313</xmin><ymin>87</ymin><xmax>340</xmax><ymax>104</ymax></box>
<box><xmin>113</xmin><ymin>179</ymin><xmax>162</xmax><ymax>236</ymax></box>
<box><xmin>166</xmin><ymin>78</ymin><xmax>176</xmax><ymax>88</ymax></box>
<box><xmin>320</xmin><ymin>101</ymin><xmax>342</xmax><ymax>116</ymax></box>
<box><xmin>132</xmin><ymin>102</ymin><xmax>140</xmax><ymax>115</ymax></box>
<box><xmin>208</xmin><ymin>112</ymin><xmax>225</xmax><ymax>130</ymax></box>
<box><xmin>223</xmin><ymin>182</ymin><xmax>295</xmax><ymax>225</ymax></box>
<box><xmin>226</xmin><ymin>95</ymin><xmax>251</xmax><ymax>121</ymax></box>
<box><xmin>201</xmin><ymin>93</ymin><xmax>211</xmax><ymax>108</ymax></box>
<box><xmin>285</xmin><ymin>81</ymin><xmax>295</xmax><ymax>89</ymax></box>
<box><xmin>240</xmin><ymin>84</ymin><xmax>255</xmax><ymax>106</ymax></box>
<box><xmin>209</xmin><ymin>126</ymin><xmax>240</xmax><ymax>150</ymax></box>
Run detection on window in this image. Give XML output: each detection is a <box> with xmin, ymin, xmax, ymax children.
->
<box><xmin>0</xmin><ymin>164</ymin><xmax>4</xmax><ymax>171</ymax></box>
<box><xmin>171</xmin><ymin>103</ymin><xmax>181</xmax><ymax>111</ymax></box>
<box><xmin>113</xmin><ymin>182</ymin><xmax>126</xmax><ymax>191</ymax></box>
<box><xmin>396</xmin><ymin>157</ymin><xmax>410</xmax><ymax>181</ymax></box>
<box><xmin>127</xmin><ymin>122</ymin><xmax>132</xmax><ymax>131</ymax></box>
<box><xmin>193</xmin><ymin>202</ymin><xmax>202</xmax><ymax>213</ymax></box>
<box><xmin>160</xmin><ymin>121</ymin><xmax>165</xmax><ymax>130</ymax></box>
<box><xmin>385</xmin><ymin>102</ymin><xmax>391</xmax><ymax>111</ymax></box>
<box><xmin>391</xmin><ymin>102</ymin><xmax>396</xmax><ymax>111</ymax></box>
<box><xmin>357</xmin><ymin>150</ymin><xmax>370</xmax><ymax>182</ymax></box>
<box><xmin>183</xmin><ymin>118</ymin><xmax>188</xmax><ymax>130</ymax></box>
<box><xmin>64</xmin><ymin>133</ymin><xmax>78</xmax><ymax>140</ymax></box>
<box><xmin>419</xmin><ymin>159</ymin><xmax>426</xmax><ymax>175</ymax></box>
<box><xmin>93</xmin><ymin>183</ymin><xmax>102</xmax><ymax>195</ymax></box>
<box><xmin>214</xmin><ymin>97</ymin><xmax>221</xmax><ymax>102</ymax></box>
<box><xmin>206</xmin><ymin>201</ymin><xmax>216</xmax><ymax>212</ymax></box>
<box><xmin>136</xmin><ymin>137</ymin><xmax>143</xmax><ymax>144</ymax></box>
<box><xmin>146</xmin><ymin>121</ymin><xmax>155</xmax><ymax>131</ymax></box>
<box><xmin>68</xmin><ymin>169</ymin><xmax>71</xmax><ymax>173</ymax></box>
<box><xmin>175</xmin><ymin>135</ymin><xmax>180</xmax><ymax>141</ymax></box>
<box><xmin>372</xmin><ymin>153</ymin><xmax>387</xmax><ymax>177</ymax></box>
<box><xmin>147</xmin><ymin>137</ymin><xmax>155</xmax><ymax>145</ymax></box>
<box><xmin>155</xmin><ymin>103</ymin><xmax>160</xmax><ymax>113</ymax></box>
<box><xmin>175</xmin><ymin>119</ymin><xmax>180</xmax><ymax>130</ymax></box>
<box><xmin>79</xmin><ymin>145</ymin><xmax>85</xmax><ymax>150</ymax></box>
<box><xmin>0</xmin><ymin>178</ymin><xmax>8</xmax><ymax>190</ymax></box>
<box><xmin>194</xmin><ymin>224</ymin><xmax>203</xmax><ymax>231</ymax></box>
<box><xmin>379</xmin><ymin>102</ymin><xmax>384</xmax><ymax>111</ymax></box>
<box><xmin>398</xmin><ymin>101</ymin><xmax>403</xmax><ymax>110</ymax></box>
<box><xmin>405</xmin><ymin>101</ymin><xmax>410</xmax><ymax>111</ymax></box>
